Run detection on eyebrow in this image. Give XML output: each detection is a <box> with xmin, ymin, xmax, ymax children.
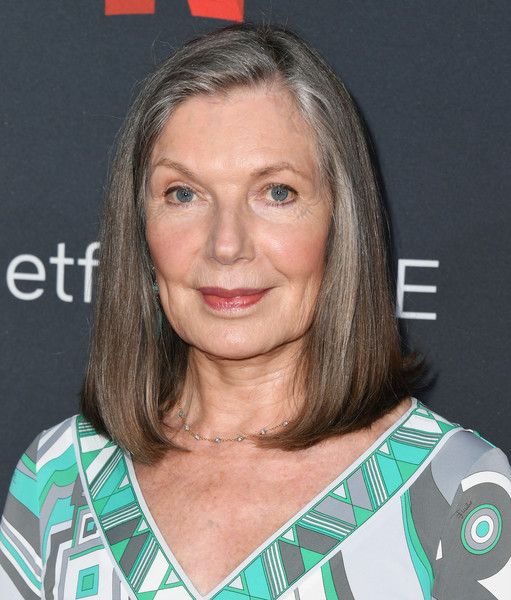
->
<box><xmin>150</xmin><ymin>158</ymin><xmax>309</xmax><ymax>180</ymax></box>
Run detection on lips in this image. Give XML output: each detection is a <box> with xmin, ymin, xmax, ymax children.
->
<box><xmin>198</xmin><ymin>287</ymin><xmax>268</xmax><ymax>298</ymax></box>
<box><xmin>198</xmin><ymin>287</ymin><xmax>270</xmax><ymax>311</ymax></box>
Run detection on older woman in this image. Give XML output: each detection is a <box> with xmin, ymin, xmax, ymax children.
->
<box><xmin>1</xmin><ymin>22</ymin><xmax>510</xmax><ymax>600</ymax></box>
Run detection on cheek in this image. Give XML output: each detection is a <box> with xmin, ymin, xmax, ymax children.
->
<box><xmin>269</xmin><ymin>226</ymin><xmax>328</xmax><ymax>281</ymax></box>
<box><xmin>146</xmin><ymin>220</ymin><xmax>200</xmax><ymax>280</ymax></box>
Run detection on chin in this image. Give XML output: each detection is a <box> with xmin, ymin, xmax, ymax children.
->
<box><xmin>198</xmin><ymin>339</ymin><xmax>271</xmax><ymax>360</ymax></box>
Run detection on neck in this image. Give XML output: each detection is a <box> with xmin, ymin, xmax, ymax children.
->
<box><xmin>167</xmin><ymin>342</ymin><xmax>304</xmax><ymax>441</ymax></box>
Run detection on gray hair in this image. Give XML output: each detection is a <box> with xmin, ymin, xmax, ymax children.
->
<box><xmin>80</xmin><ymin>22</ymin><xmax>426</xmax><ymax>462</ymax></box>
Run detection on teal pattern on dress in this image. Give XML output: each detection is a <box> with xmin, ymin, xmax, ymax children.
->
<box><xmin>4</xmin><ymin>399</ymin><xmax>510</xmax><ymax>599</ymax></box>
<box><xmin>75</xmin><ymin>400</ymin><xmax>461</xmax><ymax>600</ymax></box>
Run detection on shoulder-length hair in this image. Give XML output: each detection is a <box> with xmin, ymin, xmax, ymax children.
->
<box><xmin>80</xmin><ymin>21</ymin><xmax>427</xmax><ymax>462</ymax></box>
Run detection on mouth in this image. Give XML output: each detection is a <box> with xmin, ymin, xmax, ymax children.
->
<box><xmin>198</xmin><ymin>287</ymin><xmax>269</xmax><ymax>298</ymax></box>
<box><xmin>198</xmin><ymin>287</ymin><xmax>271</xmax><ymax>311</ymax></box>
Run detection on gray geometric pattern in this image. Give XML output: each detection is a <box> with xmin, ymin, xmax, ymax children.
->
<box><xmin>0</xmin><ymin>402</ymin><xmax>509</xmax><ymax>599</ymax></box>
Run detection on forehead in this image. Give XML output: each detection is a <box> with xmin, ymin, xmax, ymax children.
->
<box><xmin>149</xmin><ymin>86</ymin><xmax>320</xmax><ymax>178</ymax></box>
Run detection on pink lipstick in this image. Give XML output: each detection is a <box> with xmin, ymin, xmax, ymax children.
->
<box><xmin>198</xmin><ymin>287</ymin><xmax>270</xmax><ymax>311</ymax></box>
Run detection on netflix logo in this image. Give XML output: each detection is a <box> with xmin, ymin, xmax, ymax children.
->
<box><xmin>104</xmin><ymin>0</ymin><xmax>244</xmax><ymax>21</ymax></box>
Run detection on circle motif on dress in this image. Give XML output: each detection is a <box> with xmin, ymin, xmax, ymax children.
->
<box><xmin>461</xmin><ymin>503</ymin><xmax>502</xmax><ymax>554</ymax></box>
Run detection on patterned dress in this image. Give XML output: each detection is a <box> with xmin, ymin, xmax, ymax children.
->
<box><xmin>1</xmin><ymin>397</ymin><xmax>510</xmax><ymax>599</ymax></box>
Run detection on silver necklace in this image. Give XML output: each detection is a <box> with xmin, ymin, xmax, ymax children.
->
<box><xmin>176</xmin><ymin>405</ymin><xmax>290</xmax><ymax>443</ymax></box>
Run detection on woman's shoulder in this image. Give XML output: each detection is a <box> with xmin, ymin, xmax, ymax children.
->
<box><xmin>414</xmin><ymin>400</ymin><xmax>511</xmax><ymax>505</ymax></box>
<box><xmin>423</xmin><ymin>401</ymin><xmax>509</xmax><ymax>473</ymax></box>
<box><xmin>12</xmin><ymin>412</ymin><xmax>122</xmax><ymax>499</ymax></box>
<box><xmin>20</xmin><ymin>411</ymin><xmax>113</xmax><ymax>462</ymax></box>
<box><xmin>432</xmin><ymin>425</ymin><xmax>509</xmax><ymax>481</ymax></box>
<box><xmin>3</xmin><ymin>415</ymin><xmax>80</xmax><ymax>504</ymax></box>
<box><xmin>25</xmin><ymin>413</ymin><xmax>79</xmax><ymax>467</ymax></box>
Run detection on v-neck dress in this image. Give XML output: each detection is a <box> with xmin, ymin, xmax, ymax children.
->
<box><xmin>1</xmin><ymin>397</ymin><xmax>510</xmax><ymax>599</ymax></box>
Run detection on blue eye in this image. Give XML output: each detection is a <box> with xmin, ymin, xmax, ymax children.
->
<box><xmin>265</xmin><ymin>183</ymin><xmax>297</xmax><ymax>207</ymax></box>
<box><xmin>164</xmin><ymin>185</ymin><xmax>195</xmax><ymax>204</ymax></box>
<box><xmin>270</xmin><ymin>185</ymin><xmax>288</xmax><ymax>202</ymax></box>
<box><xmin>163</xmin><ymin>183</ymin><xmax>297</xmax><ymax>208</ymax></box>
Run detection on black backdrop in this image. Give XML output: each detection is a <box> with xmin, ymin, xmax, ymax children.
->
<box><xmin>1</xmin><ymin>1</ymin><xmax>510</xmax><ymax>507</ymax></box>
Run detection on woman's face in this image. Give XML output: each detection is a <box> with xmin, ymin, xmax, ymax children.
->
<box><xmin>145</xmin><ymin>85</ymin><xmax>331</xmax><ymax>359</ymax></box>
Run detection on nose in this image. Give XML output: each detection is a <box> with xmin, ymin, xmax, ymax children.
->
<box><xmin>206</xmin><ymin>200</ymin><xmax>253</xmax><ymax>265</ymax></box>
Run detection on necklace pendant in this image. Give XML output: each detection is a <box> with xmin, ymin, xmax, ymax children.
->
<box><xmin>260</xmin><ymin>428</ymin><xmax>267</xmax><ymax>435</ymax></box>
<box><xmin>184</xmin><ymin>424</ymin><xmax>190</xmax><ymax>431</ymax></box>
<box><xmin>193</xmin><ymin>433</ymin><xmax>201</xmax><ymax>440</ymax></box>
<box><xmin>214</xmin><ymin>437</ymin><xmax>222</xmax><ymax>443</ymax></box>
<box><xmin>178</xmin><ymin>409</ymin><xmax>184</xmax><ymax>418</ymax></box>
<box><xmin>282</xmin><ymin>420</ymin><xmax>289</xmax><ymax>426</ymax></box>
<box><xmin>236</xmin><ymin>435</ymin><xmax>245</xmax><ymax>442</ymax></box>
